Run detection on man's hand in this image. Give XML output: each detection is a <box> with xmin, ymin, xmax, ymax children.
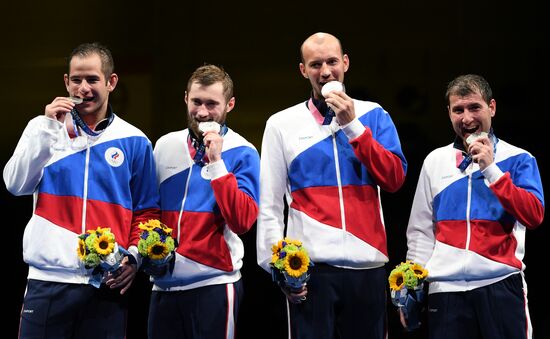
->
<box><xmin>281</xmin><ymin>284</ymin><xmax>308</xmax><ymax>304</ymax></box>
<box><xmin>203</xmin><ymin>131</ymin><xmax>223</xmax><ymax>163</ymax></box>
<box><xmin>399</xmin><ymin>308</ymin><xmax>408</xmax><ymax>328</ymax></box>
<box><xmin>105</xmin><ymin>256</ymin><xmax>137</xmax><ymax>295</ymax></box>
<box><xmin>44</xmin><ymin>97</ymin><xmax>76</xmax><ymax>122</ymax></box>
<box><xmin>468</xmin><ymin>136</ymin><xmax>494</xmax><ymax>170</ymax></box>
<box><xmin>325</xmin><ymin>91</ymin><xmax>355</xmax><ymax>125</ymax></box>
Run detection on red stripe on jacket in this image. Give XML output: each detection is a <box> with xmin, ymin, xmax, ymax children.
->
<box><xmin>490</xmin><ymin>172</ymin><xmax>544</xmax><ymax>229</ymax></box>
<box><xmin>435</xmin><ymin>219</ymin><xmax>522</xmax><ymax>269</ymax></box>
<box><xmin>349</xmin><ymin>127</ymin><xmax>405</xmax><ymax>193</ymax></box>
<box><xmin>291</xmin><ymin>185</ymin><xmax>387</xmax><ymax>256</ymax></box>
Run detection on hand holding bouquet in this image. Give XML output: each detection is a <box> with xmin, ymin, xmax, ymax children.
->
<box><xmin>388</xmin><ymin>260</ymin><xmax>428</xmax><ymax>330</ymax></box>
<box><xmin>77</xmin><ymin>226</ymin><xmax>129</xmax><ymax>287</ymax></box>
<box><xmin>137</xmin><ymin>219</ymin><xmax>176</xmax><ymax>276</ymax></box>
<box><xmin>270</xmin><ymin>237</ymin><xmax>313</xmax><ymax>293</ymax></box>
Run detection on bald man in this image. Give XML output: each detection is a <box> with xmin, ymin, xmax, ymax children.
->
<box><xmin>257</xmin><ymin>32</ymin><xmax>407</xmax><ymax>339</ymax></box>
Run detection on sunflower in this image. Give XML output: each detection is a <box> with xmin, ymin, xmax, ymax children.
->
<box><xmin>160</xmin><ymin>225</ymin><xmax>173</xmax><ymax>236</ymax></box>
<box><xmin>94</xmin><ymin>234</ymin><xmax>115</xmax><ymax>255</ymax></box>
<box><xmin>138</xmin><ymin>221</ymin><xmax>157</xmax><ymax>232</ymax></box>
<box><xmin>284</xmin><ymin>250</ymin><xmax>310</xmax><ymax>278</ymax></box>
<box><xmin>148</xmin><ymin>242</ymin><xmax>169</xmax><ymax>260</ymax></box>
<box><xmin>284</xmin><ymin>237</ymin><xmax>302</xmax><ymax>247</ymax></box>
<box><xmin>77</xmin><ymin>239</ymin><xmax>87</xmax><ymax>260</ymax></box>
<box><xmin>389</xmin><ymin>270</ymin><xmax>405</xmax><ymax>291</ymax></box>
<box><xmin>411</xmin><ymin>263</ymin><xmax>428</xmax><ymax>280</ymax></box>
<box><xmin>87</xmin><ymin>226</ymin><xmax>110</xmax><ymax>235</ymax></box>
<box><xmin>272</xmin><ymin>243</ymin><xmax>281</xmax><ymax>254</ymax></box>
<box><xmin>271</xmin><ymin>252</ymin><xmax>279</xmax><ymax>264</ymax></box>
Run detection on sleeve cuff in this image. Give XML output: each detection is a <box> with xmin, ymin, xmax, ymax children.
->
<box><xmin>207</xmin><ymin>159</ymin><xmax>228</xmax><ymax>180</ymax></box>
<box><xmin>128</xmin><ymin>245</ymin><xmax>141</xmax><ymax>268</ymax></box>
<box><xmin>481</xmin><ymin>162</ymin><xmax>504</xmax><ymax>184</ymax></box>
<box><xmin>340</xmin><ymin>118</ymin><xmax>364</xmax><ymax>140</ymax></box>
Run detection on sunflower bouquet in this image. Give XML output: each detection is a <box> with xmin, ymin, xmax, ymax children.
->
<box><xmin>388</xmin><ymin>260</ymin><xmax>428</xmax><ymax>330</ymax></box>
<box><xmin>137</xmin><ymin>219</ymin><xmax>176</xmax><ymax>276</ymax></box>
<box><xmin>270</xmin><ymin>237</ymin><xmax>313</xmax><ymax>291</ymax></box>
<box><xmin>77</xmin><ymin>226</ymin><xmax>128</xmax><ymax>287</ymax></box>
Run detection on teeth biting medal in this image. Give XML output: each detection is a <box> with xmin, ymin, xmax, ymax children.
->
<box><xmin>198</xmin><ymin>121</ymin><xmax>221</xmax><ymax>134</ymax></box>
<box><xmin>466</xmin><ymin>131</ymin><xmax>488</xmax><ymax>145</ymax></box>
<box><xmin>68</xmin><ymin>97</ymin><xmax>83</xmax><ymax>104</ymax></box>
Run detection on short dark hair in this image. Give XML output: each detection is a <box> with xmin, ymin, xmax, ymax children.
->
<box><xmin>187</xmin><ymin>64</ymin><xmax>234</xmax><ymax>102</ymax></box>
<box><xmin>68</xmin><ymin>42</ymin><xmax>115</xmax><ymax>78</ymax></box>
<box><xmin>445</xmin><ymin>74</ymin><xmax>493</xmax><ymax>105</ymax></box>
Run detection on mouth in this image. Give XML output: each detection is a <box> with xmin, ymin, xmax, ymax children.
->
<box><xmin>72</xmin><ymin>96</ymin><xmax>94</xmax><ymax>103</ymax></box>
<box><xmin>462</xmin><ymin>126</ymin><xmax>479</xmax><ymax>136</ymax></box>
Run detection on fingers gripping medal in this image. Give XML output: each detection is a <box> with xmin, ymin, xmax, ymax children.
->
<box><xmin>51</xmin><ymin>97</ymin><xmax>85</xmax><ymax>151</ymax></box>
<box><xmin>459</xmin><ymin>131</ymin><xmax>489</xmax><ymax>171</ymax></box>
<box><xmin>193</xmin><ymin>122</ymin><xmax>221</xmax><ymax>166</ymax></box>
<box><xmin>320</xmin><ymin>81</ymin><xmax>343</xmax><ymax>125</ymax></box>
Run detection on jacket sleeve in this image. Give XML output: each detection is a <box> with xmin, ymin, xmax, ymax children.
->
<box><xmin>129</xmin><ymin>138</ymin><xmax>160</xmax><ymax>247</ymax></box>
<box><xmin>342</xmin><ymin>111</ymin><xmax>407</xmax><ymax>193</ymax></box>
<box><xmin>406</xmin><ymin>160</ymin><xmax>436</xmax><ymax>267</ymax></box>
<box><xmin>256</xmin><ymin>119</ymin><xmax>288</xmax><ymax>272</ymax></box>
<box><xmin>483</xmin><ymin>156</ymin><xmax>545</xmax><ymax>229</ymax></box>
<box><xmin>210</xmin><ymin>146</ymin><xmax>260</xmax><ymax>235</ymax></box>
<box><xmin>3</xmin><ymin>116</ymin><xmax>62</xmax><ymax>195</ymax></box>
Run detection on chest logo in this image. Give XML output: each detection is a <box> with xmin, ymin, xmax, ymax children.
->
<box><xmin>104</xmin><ymin>147</ymin><xmax>125</xmax><ymax>167</ymax></box>
<box><xmin>200</xmin><ymin>165</ymin><xmax>211</xmax><ymax>180</ymax></box>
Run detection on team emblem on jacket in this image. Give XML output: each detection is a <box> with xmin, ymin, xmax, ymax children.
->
<box><xmin>104</xmin><ymin>147</ymin><xmax>125</xmax><ymax>167</ymax></box>
<box><xmin>200</xmin><ymin>165</ymin><xmax>211</xmax><ymax>180</ymax></box>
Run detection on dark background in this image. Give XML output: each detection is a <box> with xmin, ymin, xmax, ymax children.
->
<box><xmin>1</xmin><ymin>1</ymin><xmax>548</xmax><ymax>338</ymax></box>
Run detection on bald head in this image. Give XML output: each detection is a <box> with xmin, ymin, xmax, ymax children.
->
<box><xmin>300</xmin><ymin>32</ymin><xmax>343</xmax><ymax>62</ymax></box>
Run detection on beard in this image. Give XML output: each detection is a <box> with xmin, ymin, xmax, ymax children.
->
<box><xmin>187</xmin><ymin>111</ymin><xmax>227</xmax><ymax>141</ymax></box>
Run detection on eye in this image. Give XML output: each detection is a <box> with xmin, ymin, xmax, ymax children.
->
<box><xmin>86</xmin><ymin>76</ymin><xmax>100</xmax><ymax>84</ymax></box>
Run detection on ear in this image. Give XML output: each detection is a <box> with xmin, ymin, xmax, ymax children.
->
<box><xmin>64</xmin><ymin>74</ymin><xmax>70</xmax><ymax>92</ymax></box>
<box><xmin>107</xmin><ymin>73</ymin><xmax>118</xmax><ymax>92</ymax></box>
<box><xmin>489</xmin><ymin>98</ymin><xmax>496</xmax><ymax>117</ymax></box>
<box><xmin>343</xmin><ymin>54</ymin><xmax>350</xmax><ymax>73</ymax></box>
<box><xmin>299</xmin><ymin>63</ymin><xmax>308</xmax><ymax>79</ymax></box>
<box><xmin>184</xmin><ymin>91</ymin><xmax>188</xmax><ymax>105</ymax></box>
<box><xmin>226</xmin><ymin>97</ymin><xmax>236</xmax><ymax>113</ymax></box>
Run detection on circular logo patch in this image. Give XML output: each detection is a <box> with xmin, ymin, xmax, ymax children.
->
<box><xmin>104</xmin><ymin>147</ymin><xmax>125</xmax><ymax>167</ymax></box>
<box><xmin>200</xmin><ymin>165</ymin><xmax>211</xmax><ymax>180</ymax></box>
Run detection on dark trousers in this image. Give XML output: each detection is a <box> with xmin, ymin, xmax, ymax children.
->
<box><xmin>19</xmin><ymin>279</ymin><xmax>128</xmax><ymax>339</ymax></box>
<box><xmin>288</xmin><ymin>265</ymin><xmax>387</xmax><ymax>339</ymax></box>
<box><xmin>428</xmin><ymin>273</ymin><xmax>530</xmax><ymax>339</ymax></box>
<box><xmin>148</xmin><ymin>279</ymin><xmax>243</xmax><ymax>339</ymax></box>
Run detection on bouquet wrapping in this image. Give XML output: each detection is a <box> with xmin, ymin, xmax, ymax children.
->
<box><xmin>137</xmin><ymin>219</ymin><xmax>176</xmax><ymax>276</ymax></box>
<box><xmin>77</xmin><ymin>226</ymin><xmax>129</xmax><ymax>288</ymax></box>
<box><xmin>270</xmin><ymin>237</ymin><xmax>313</xmax><ymax>291</ymax></box>
<box><xmin>388</xmin><ymin>261</ymin><xmax>428</xmax><ymax>330</ymax></box>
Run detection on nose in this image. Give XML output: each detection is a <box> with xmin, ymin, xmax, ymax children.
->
<box><xmin>78</xmin><ymin>80</ymin><xmax>91</xmax><ymax>94</ymax></box>
<box><xmin>462</xmin><ymin>110</ymin><xmax>475</xmax><ymax>124</ymax></box>
<box><xmin>320</xmin><ymin>62</ymin><xmax>331</xmax><ymax>79</ymax></box>
<box><xmin>195</xmin><ymin>104</ymin><xmax>210</xmax><ymax>118</ymax></box>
